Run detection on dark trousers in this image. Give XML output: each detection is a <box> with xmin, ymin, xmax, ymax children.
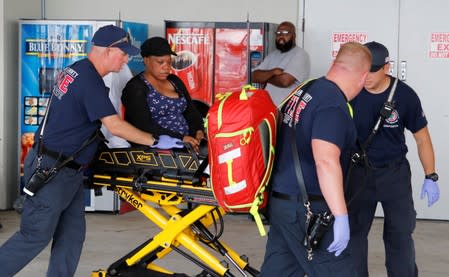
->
<box><xmin>0</xmin><ymin>148</ymin><xmax>86</xmax><ymax>277</ymax></box>
<box><xmin>260</xmin><ymin>196</ymin><xmax>357</xmax><ymax>277</ymax></box>
<box><xmin>348</xmin><ymin>159</ymin><xmax>418</xmax><ymax>277</ymax></box>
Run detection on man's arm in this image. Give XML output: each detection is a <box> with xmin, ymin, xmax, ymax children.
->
<box><xmin>311</xmin><ymin>138</ymin><xmax>347</xmax><ymax>216</ymax></box>
<box><xmin>251</xmin><ymin>68</ymin><xmax>284</xmax><ymax>84</ymax></box>
<box><xmin>267</xmin><ymin>72</ymin><xmax>297</xmax><ymax>87</ymax></box>
<box><xmin>101</xmin><ymin>114</ymin><xmax>156</xmax><ymax>146</ymax></box>
<box><xmin>267</xmin><ymin>47</ymin><xmax>311</xmax><ymax>87</ymax></box>
<box><xmin>413</xmin><ymin>126</ymin><xmax>436</xmax><ymax>175</ymax></box>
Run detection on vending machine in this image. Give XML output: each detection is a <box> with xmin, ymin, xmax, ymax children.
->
<box><xmin>165</xmin><ymin>20</ymin><xmax>277</xmax><ymax>107</ymax></box>
<box><xmin>18</xmin><ymin>19</ymin><xmax>147</xmax><ymax>212</ymax></box>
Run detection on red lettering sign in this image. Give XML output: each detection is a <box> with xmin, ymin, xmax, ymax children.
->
<box><xmin>58</xmin><ymin>75</ymin><xmax>74</xmax><ymax>93</ymax></box>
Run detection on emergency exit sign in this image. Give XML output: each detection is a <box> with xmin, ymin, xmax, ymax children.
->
<box><xmin>429</xmin><ymin>32</ymin><xmax>449</xmax><ymax>58</ymax></box>
<box><xmin>331</xmin><ymin>32</ymin><xmax>368</xmax><ymax>58</ymax></box>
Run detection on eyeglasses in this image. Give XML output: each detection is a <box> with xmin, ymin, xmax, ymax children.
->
<box><xmin>275</xmin><ymin>30</ymin><xmax>291</xmax><ymax>36</ymax></box>
<box><xmin>108</xmin><ymin>34</ymin><xmax>130</xmax><ymax>47</ymax></box>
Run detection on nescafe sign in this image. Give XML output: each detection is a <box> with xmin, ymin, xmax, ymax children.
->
<box><xmin>167</xmin><ymin>33</ymin><xmax>210</xmax><ymax>45</ymax></box>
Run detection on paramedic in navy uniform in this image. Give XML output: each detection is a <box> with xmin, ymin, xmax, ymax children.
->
<box><xmin>260</xmin><ymin>42</ymin><xmax>371</xmax><ymax>277</ymax></box>
<box><xmin>0</xmin><ymin>25</ymin><xmax>181</xmax><ymax>277</ymax></box>
<box><xmin>348</xmin><ymin>41</ymin><xmax>440</xmax><ymax>277</ymax></box>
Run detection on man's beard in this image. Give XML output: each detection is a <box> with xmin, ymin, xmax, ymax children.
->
<box><xmin>276</xmin><ymin>39</ymin><xmax>294</xmax><ymax>53</ymax></box>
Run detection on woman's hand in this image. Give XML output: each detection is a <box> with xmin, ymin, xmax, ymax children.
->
<box><xmin>195</xmin><ymin>130</ymin><xmax>205</xmax><ymax>141</ymax></box>
<box><xmin>183</xmin><ymin>135</ymin><xmax>200</xmax><ymax>153</ymax></box>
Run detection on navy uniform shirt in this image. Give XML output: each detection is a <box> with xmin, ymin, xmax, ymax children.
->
<box><xmin>350</xmin><ymin>76</ymin><xmax>427</xmax><ymax>166</ymax></box>
<box><xmin>271</xmin><ymin>77</ymin><xmax>357</xmax><ymax>196</ymax></box>
<box><xmin>38</xmin><ymin>59</ymin><xmax>117</xmax><ymax>164</ymax></box>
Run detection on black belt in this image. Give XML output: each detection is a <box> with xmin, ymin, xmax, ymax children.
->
<box><xmin>38</xmin><ymin>145</ymin><xmax>84</xmax><ymax>171</ymax></box>
<box><xmin>271</xmin><ymin>191</ymin><xmax>325</xmax><ymax>202</ymax></box>
<box><xmin>366</xmin><ymin>157</ymin><xmax>405</xmax><ymax>169</ymax></box>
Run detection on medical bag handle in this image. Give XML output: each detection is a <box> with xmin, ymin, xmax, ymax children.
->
<box><xmin>239</xmin><ymin>84</ymin><xmax>257</xmax><ymax>100</ymax></box>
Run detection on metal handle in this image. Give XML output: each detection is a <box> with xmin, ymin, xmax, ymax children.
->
<box><xmin>400</xmin><ymin>60</ymin><xmax>407</xmax><ymax>81</ymax></box>
<box><xmin>388</xmin><ymin>60</ymin><xmax>395</xmax><ymax>76</ymax></box>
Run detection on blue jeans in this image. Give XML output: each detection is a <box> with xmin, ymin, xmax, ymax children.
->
<box><xmin>348</xmin><ymin>159</ymin><xmax>418</xmax><ymax>277</ymax></box>
<box><xmin>0</xmin><ymin>148</ymin><xmax>86</xmax><ymax>277</ymax></box>
<box><xmin>260</xmin><ymin>195</ymin><xmax>357</xmax><ymax>277</ymax></box>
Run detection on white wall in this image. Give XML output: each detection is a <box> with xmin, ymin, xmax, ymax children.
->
<box><xmin>0</xmin><ymin>0</ymin><xmax>41</xmax><ymax>209</ymax></box>
<box><xmin>44</xmin><ymin>0</ymin><xmax>302</xmax><ymax>38</ymax></box>
<box><xmin>0</xmin><ymin>1</ymin><xmax>4</xmax><ymax>209</ymax></box>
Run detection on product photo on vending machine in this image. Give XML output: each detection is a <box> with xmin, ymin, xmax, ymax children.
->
<box><xmin>165</xmin><ymin>20</ymin><xmax>277</xmax><ymax>109</ymax></box>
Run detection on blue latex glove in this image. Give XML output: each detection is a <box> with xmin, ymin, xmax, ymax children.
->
<box><xmin>151</xmin><ymin>135</ymin><xmax>184</xmax><ymax>150</ymax></box>
<box><xmin>420</xmin><ymin>179</ymin><xmax>440</xmax><ymax>207</ymax></box>
<box><xmin>327</xmin><ymin>214</ymin><xmax>350</xmax><ymax>256</ymax></box>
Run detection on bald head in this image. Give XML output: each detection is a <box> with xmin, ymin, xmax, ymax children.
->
<box><xmin>278</xmin><ymin>21</ymin><xmax>296</xmax><ymax>36</ymax></box>
<box><xmin>334</xmin><ymin>42</ymin><xmax>371</xmax><ymax>73</ymax></box>
<box><xmin>327</xmin><ymin>42</ymin><xmax>372</xmax><ymax>100</ymax></box>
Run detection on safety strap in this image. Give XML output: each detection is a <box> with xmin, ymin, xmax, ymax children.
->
<box><xmin>288</xmin><ymin>85</ymin><xmax>317</xmax><ymax>261</ymax></box>
<box><xmin>361</xmin><ymin>77</ymin><xmax>398</xmax><ymax>151</ymax></box>
<box><xmin>289</xmin><ymin>88</ymin><xmax>311</xmax><ymax>205</ymax></box>
<box><xmin>36</xmin><ymin>93</ymin><xmax>54</xmax><ymax>167</ymax></box>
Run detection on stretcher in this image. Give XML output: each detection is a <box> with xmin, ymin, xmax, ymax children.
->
<box><xmin>89</xmin><ymin>146</ymin><xmax>260</xmax><ymax>277</ymax></box>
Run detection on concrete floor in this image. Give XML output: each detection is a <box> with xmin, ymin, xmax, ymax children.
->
<box><xmin>0</xmin><ymin>209</ymin><xmax>448</xmax><ymax>277</ymax></box>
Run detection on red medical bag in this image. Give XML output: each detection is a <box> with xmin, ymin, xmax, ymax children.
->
<box><xmin>206</xmin><ymin>85</ymin><xmax>277</xmax><ymax>235</ymax></box>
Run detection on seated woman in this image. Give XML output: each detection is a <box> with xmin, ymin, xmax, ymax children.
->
<box><xmin>121</xmin><ymin>37</ymin><xmax>205</xmax><ymax>152</ymax></box>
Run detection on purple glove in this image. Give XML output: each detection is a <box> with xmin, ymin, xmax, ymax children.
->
<box><xmin>151</xmin><ymin>135</ymin><xmax>183</xmax><ymax>150</ymax></box>
<box><xmin>327</xmin><ymin>214</ymin><xmax>350</xmax><ymax>256</ymax></box>
<box><xmin>420</xmin><ymin>179</ymin><xmax>440</xmax><ymax>207</ymax></box>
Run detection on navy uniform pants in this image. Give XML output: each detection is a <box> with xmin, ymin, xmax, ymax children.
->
<box><xmin>260</xmin><ymin>195</ymin><xmax>357</xmax><ymax>277</ymax></box>
<box><xmin>0</xmin><ymin>148</ymin><xmax>86</xmax><ymax>277</ymax></box>
<box><xmin>348</xmin><ymin>159</ymin><xmax>418</xmax><ymax>277</ymax></box>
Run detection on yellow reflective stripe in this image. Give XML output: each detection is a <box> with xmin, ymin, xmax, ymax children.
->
<box><xmin>347</xmin><ymin>102</ymin><xmax>353</xmax><ymax>118</ymax></box>
<box><xmin>250</xmin><ymin>204</ymin><xmax>266</xmax><ymax>236</ymax></box>
<box><xmin>239</xmin><ymin>129</ymin><xmax>253</xmax><ymax>145</ymax></box>
<box><xmin>215</xmin><ymin>92</ymin><xmax>232</xmax><ymax>101</ymax></box>
<box><xmin>226</xmin><ymin>160</ymin><xmax>235</xmax><ymax>185</ymax></box>
<box><xmin>216</xmin><ymin>92</ymin><xmax>232</xmax><ymax>129</ymax></box>
<box><xmin>215</xmin><ymin>127</ymin><xmax>254</xmax><ymax>139</ymax></box>
<box><xmin>204</xmin><ymin>115</ymin><xmax>208</xmax><ymax>129</ymax></box>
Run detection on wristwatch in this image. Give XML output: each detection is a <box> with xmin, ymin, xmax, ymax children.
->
<box><xmin>425</xmin><ymin>172</ymin><xmax>439</xmax><ymax>182</ymax></box>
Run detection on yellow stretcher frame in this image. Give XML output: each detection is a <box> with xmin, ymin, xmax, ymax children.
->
<box><xmin>90</xmin><ymin>174</ymin><xmax>260</xmax><ymax>277</ymax></box>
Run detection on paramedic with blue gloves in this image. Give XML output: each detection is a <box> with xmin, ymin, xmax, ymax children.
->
<box><xmin>0</xmin><ymin>25</ymin><xmax>180</xmax><ymax>277</ymax></box>
<box><xmin>348</xmin><ymin>41</ymin><xmax>440</xmax><ymax>277</ymax></box>
<box><xmin>260</xmin><ymin>42</ymin><xmax>371</xmax><ymax>277</ymax></box>
<box><xmin>152</xmin><ymin>135</ymin><xmax>184</xmax><ymax>149</ymax></box>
